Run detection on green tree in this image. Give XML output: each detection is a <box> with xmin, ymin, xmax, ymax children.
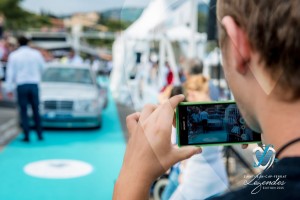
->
<box><xmin>98</xmin><ymin>18</ymin><xmax>131</xmax><ymax>32</ymax></box>
<box><xmin>0</xmin><ymin>0</ymin><xmax>50</xmax><ymax>31</ymax></box>
<box><xmin>85</xmin><ymin>38</ymin><xmax>114</xmax><ymax>50</ymax></box>
<box><xmin>198</xmin><ymin>12</ymin><xmax>207</xmax><ymax>33</ymax></box>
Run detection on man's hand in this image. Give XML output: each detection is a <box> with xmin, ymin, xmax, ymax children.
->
<box><xmin>114</xmin><ymin>95</ymin><xmax>201</xmax><ymax>200</ymax></box>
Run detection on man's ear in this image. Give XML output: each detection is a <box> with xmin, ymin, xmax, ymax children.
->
<box><xmin>221</xmin><ymin>16</ymin><xmax>251</xmax><ymax>75</ymax></box>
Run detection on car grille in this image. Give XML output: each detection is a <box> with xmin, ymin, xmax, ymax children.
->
<box><xmin>44</xmin><ymin>101</ymin><xmax>73</xmax><ymax>111</ymax></box>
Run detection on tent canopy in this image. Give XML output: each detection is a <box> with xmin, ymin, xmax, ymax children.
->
<box><xmin>166</xmin><ymin>25</ymin><xmax>207</xmax><ymax>42</ymax></box>
<box><xmin>125</xmin><ymin>0</ymin><xmax>169</xmax><ymax>40</ymax></box>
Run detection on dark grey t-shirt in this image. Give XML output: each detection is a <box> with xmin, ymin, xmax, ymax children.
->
<box><xmin>211</xmin><ymin>157</ymin><xmax>300</xmax><ymax>200</ymax></box>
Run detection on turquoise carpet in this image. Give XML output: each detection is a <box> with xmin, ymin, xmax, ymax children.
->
<box><xmin>0</xmin><ymin>92</ymin><xmax>126</xmax><ymax>200</ymax></box>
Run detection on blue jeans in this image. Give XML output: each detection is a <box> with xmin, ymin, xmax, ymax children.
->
<box><xmin>17</xmin><ymin>84</ymin><xmax>42</xmax><ymax>139</ymax></box>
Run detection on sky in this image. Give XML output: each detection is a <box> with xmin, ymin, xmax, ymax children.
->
<box><xmin>21</xmin><ymin>0</ymin><xmax>210</xmax><ymax>15</ymax></box>
<box><xmin>21</xmin><ymin>0</ymin><xmax>151</xmax><ymax>15</ymax></box>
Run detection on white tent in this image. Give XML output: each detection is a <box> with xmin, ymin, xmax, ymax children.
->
<box><xmin>125</xmin><ymin>0</ymin><xmax>169</xmax><ymax>40</ymax></box>
<box><xmin>166</xmin><ymin>25</ymin><xmax>207</xmax><ymax>42</ymax></box>
<box><xmin>110</xmin><ymin>0</ymin><xmax>201</xmax><ymax>109</ymax></box>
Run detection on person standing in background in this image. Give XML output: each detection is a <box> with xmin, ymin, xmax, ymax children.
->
<box><xmin>161</xmin><ymin>86</ymin><xmax>185</xmax><ymax>200</ymax></box>
<box><xmin>64</xmin><ymin>49</ymin><xmax>83</xmax><ymax>65</ymax></box>
<box><xmin>91</xmin><ymin>57</ymin><xmax>100</xmax><ymax>74</ymax></box>
<box><xmin>169</xmin><ymin>75</ymin><xmax>228</xmax><ymax>199</ymax></box>
<box><xmin>184</xmin><ymin>59</ymin><xmax>220</xmax><ymax>101</ymax></box>
<box><xmin>200</xmin><ymin>109</ymin><xmax>209</xmax><ymax>133</ymax></box>
<box><xmin>6</xmin><ymin>36</ymin><xmax>45</xmax><ymax>142</ymax></box>
<box><xmin>160</xmin><ymin>62</ymin><xmax>174</xmax><ymax>92</ymax></box>
<box><xmin>0</xmin><ymin>39</ymin><xmax>5</xmax><ymax>100</ymax></box>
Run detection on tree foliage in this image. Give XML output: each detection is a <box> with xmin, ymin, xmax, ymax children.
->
<box><xmin>85</xmin><ymin>38</ymin><xmax>114</xmax><ymax>50</ymax></box>
<box><xmin>0</xmin><ymin>0</ymin><xmax>50</xmax><ymax>30</ymax></box>
<box><xmin>198</xmin><ymin>12</ymin><xmax>207</xmax><ymax>33</ymax></box>
<box><xmin>98</xmin><ymin>18</ymin><xmax>131</xmax><ymax>32</ymax></box>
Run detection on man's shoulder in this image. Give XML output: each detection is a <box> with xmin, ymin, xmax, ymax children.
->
<box><xmin>9</xmin><ymin>47</ymin><xmax>38</xmax><ymax>55</ymax></box>
<box><xmin>28</xmin><ymin>47</ymin><xmax>42</xmax><ymax>55</ymax></box>
<box><xmin>211</xmin><ymin>157</ymin><xmax>300</xmax><ymax>200</ymax></box>
<box><xmin>8</xmin><ymin>48</ymin><xmax>43</xmax><ymax>62</ymax></box>
<box><xmin>211</xmin><ymin>182</ymin><xmax>299</xmax><ymax>200</ymax></box>
<box><xmin>8</xmin><ymin>50</ymin><xmax>19</xmax><ymax>59</ymax></box>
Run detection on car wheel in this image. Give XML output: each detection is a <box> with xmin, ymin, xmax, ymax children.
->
<box><xmin>95</xmin><ymin>123</ymin><xmax>102</xmax><ymax>129</ymax></box>
<box><xmin>94</xmin><ymin>117</ymin><xmax>102</xmax><ymax>129</ymax></box>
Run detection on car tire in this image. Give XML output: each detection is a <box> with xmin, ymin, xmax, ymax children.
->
<box><xmin>94</xmin><ymin>117</ymin><xmax>102</xmax><ymax>129</ymax></box>
<box><xmin>94</xmin><ymin>123</ymin><xmax>102</xmax><ymax>129</ymax></box>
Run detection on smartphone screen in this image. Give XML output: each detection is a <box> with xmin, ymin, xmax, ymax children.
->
<box><xmin>177</xmin><ymin>102</ymin><xmax>261</xmax><ymax>146</ymax></box>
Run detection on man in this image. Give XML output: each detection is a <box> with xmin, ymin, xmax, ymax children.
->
<box><xmin>200</xmin><ymin>110</ymin><xmax>209</xmax><ymax>133</ymax></box>
<box><xmin>184</xmin><ymin>59</ymin><xmax>220</xmax><ymax>101</ymax></box>
<box><xmin>114</xmin><ymin>0</ymin><xmax>300</xmax><ymax>199</ymax></box>
<box><xmin>66</xmin><ymin>49</ymin><xmax>83</xmax><ymax>65</ymax></box>
<box><xmin>0</xmin><ymin>38</ymin><xmax>6</xmax><ymax>100</ymax></box>
<box><xmin>6</xmin><ymin>36</ymin><xmax>45</xmax><ymax>142</ymax></box>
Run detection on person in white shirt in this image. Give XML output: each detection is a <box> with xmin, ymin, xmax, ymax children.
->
<box><xmin>6</xmin><ymin>36</ymin><xmax>45</xmax><ymax>142</ymax></box>
<box><xmin>200</xmin><ymin>110</ymin><xmax>209</xmax><ymax>133</ymax></box>
<box><xmin>66</xmin><ymin>49</ymin><xmax>84</xmax><ymax>65</ymax></box>
<box><xmin>0</xmin><ymin>39</ymin><xmax>6</xmax><ymax>100</ymax></box>
<box><xmin>91</xmin><ymin>58</ymin><xmax>100</xmax><ymax>74</ymax></box>
<box><xmin>170</xmin><ymin>75</ymin><xmax>228</xmax><ymax>200</ymax></box>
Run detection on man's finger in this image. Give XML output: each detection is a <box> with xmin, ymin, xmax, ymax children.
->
<box><xmin>168</xmin><ymin>95</ymin><xmax>185</xmax><ymax>110</ymax></box>
<box><xmin>126</xmin><ymin>112</ymin><xmax>141</xmax><ymax>133</ymax></box>
<box><xmin>154</xmin><ymin>95</ymin><xmax>184</xmax><ymax>127</ymax></box>
<box><xmin>139</xmin><ymin>104</ymin><xmax>158</xmax><ymax>124</ymax></box>
<box><xmin>174</xmin><ymin>146</ymin><xmax>202</xmax><ymax>162</ymax></box>
<box><xmin>242</xmin><ymin>144</ymin><xmax>248</xmax><ymax>149</ymax></box>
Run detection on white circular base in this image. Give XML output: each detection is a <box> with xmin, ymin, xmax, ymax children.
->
<box><xmin>24</xmin><ymin>159</ymin><xmax>93</xmax><ymax>179</ymax></box>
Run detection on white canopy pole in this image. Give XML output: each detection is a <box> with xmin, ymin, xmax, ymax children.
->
<box><xmin>159</xmin><ymin>36</ymin><xmax>166</xmax><ymax>89</ymax></box>
<box><xmin>72</xmin><ymin>24</ymin><xmax>82</xmax><ymax>54</ymax></box>
<box><xmin>188</xmin><ymin>0</ymin><xmax>198</xmax><ymax>58</ymax></box>
<box><xmin>110</xmin><ymin>34</ymin><xmax>126</xmax><ymax>100</ymax></box>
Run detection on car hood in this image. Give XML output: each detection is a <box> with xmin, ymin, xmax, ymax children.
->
<box><xmin>40</xmin><ymin>83</ymin><xmax>98</xmax><ymax>101</ymax></box>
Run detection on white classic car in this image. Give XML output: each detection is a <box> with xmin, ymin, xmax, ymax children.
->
<box><xmin>36</xmin><ymin>64</ymin><xmax>107</xmax><ymax>129</ymax></box>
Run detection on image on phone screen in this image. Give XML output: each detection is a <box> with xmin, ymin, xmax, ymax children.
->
<box><xmin>177</xmin><ymin>103</ymin><xmax>261</xmax><ymax>146</ymax></box>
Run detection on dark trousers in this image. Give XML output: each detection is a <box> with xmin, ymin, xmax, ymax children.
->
<box><xmin>17</xmin><ymin>84</ymin><xmax>42</xmax><ymax>139</ymax></box>
<box><xmin>202</xmin><ymin>119</ymin><xmax>208</xmax><ymax>133</ymax></box>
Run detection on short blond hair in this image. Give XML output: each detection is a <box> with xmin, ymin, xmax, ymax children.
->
<box><xmin>184</xmin><ymin>75</ymin><xmax>209</xmax><ymax>94</ymax></box>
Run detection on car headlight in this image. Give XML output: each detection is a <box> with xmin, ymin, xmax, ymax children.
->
<box><xmin>74</xmin><ymin>100</ymin><xmax>99</xmax><ymax>112</ymax></box>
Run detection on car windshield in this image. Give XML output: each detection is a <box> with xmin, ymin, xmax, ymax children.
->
<box><xmin>42</xmin><ymin>67</ymin><xmax>94</xmax><ymax>85</ymax></box>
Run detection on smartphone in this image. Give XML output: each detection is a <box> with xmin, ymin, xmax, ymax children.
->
<box><xmin>176</xmin><ymin>101</ymin><xmax>261</xmax><ymax>147</ymax></box>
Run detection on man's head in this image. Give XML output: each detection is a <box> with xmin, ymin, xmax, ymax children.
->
<box><xmin>69</xmin><ymin>49</ymin><xmax>75</xmax><ymax>58</ymax></box>
<box><xmin>184</xmin><ymin>75</ymin><xmax>210</xmax><ymax>102</ymax></box>
<box><xmin>17</xmin><ymin>36</ymin><xmax>29</xmax><ymax>47</ymax></box>
<box><xmin>217</xmin><ymin>0</ymin><xmax>300</xmax><ymax>132</ymax></box>
<box><xmin>183</xmin><ymin>59</ymin><xmax>204</xmax><ymax>78</ymax></box>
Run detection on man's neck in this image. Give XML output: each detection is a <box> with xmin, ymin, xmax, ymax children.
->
<box><xmin>258</xmin><ymin>98</ymin><xmax>300</xmax><ymax>159</ymax></box>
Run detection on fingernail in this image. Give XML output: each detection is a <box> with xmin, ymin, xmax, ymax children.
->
<box><xmin>195</xmin><ymin>148</ymin><xmax>202</xmax><ymax>154</ymax></box>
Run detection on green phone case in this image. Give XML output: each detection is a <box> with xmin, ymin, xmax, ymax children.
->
<box><xmin>176</xmin><ymin>101</ymin><xmax>261</xmax><ymax>147</ymax></box>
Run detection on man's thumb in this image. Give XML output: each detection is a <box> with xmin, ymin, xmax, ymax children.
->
<box><xmin>174</xmin><ymin>146</ymin><xmax>202</xmax><ymax>161</ymax></box>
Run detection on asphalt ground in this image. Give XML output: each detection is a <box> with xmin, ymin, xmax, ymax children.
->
<box><xmin>0</xmin><ymin>105</ymin><xmax>19</xmax><ymax>149</ymax></box>
<box><xmin>0</xmin><ymin>89</ymin><xmax>259</xmax><ymax>199</ymax></box>
<box><xmin>0</xmin><ymin>91</ymin><xmax>128</xmax><ymax>200</ymax></box>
